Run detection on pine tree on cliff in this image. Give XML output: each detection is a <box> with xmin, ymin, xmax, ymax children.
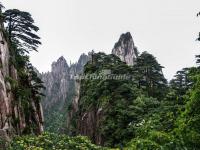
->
<box><xmin>3</xmin><ymin>9</ymin><xmax>41</xmax><ymax>52</ymax></box>
<box><xmin>2</xmin><ymin>8</ymin><xmax>44</xmax><ymax>134</ymax></box>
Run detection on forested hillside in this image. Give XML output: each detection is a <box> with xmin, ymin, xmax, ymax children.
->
<box><xmin>68</xmin><ymin>51</ymin><xmax>200</xmax><ymax>149</ymax></box>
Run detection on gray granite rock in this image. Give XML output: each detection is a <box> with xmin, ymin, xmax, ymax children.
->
<box><xmin>112</xmin><ymin>32</ymin><xmax>138</xmax><ymax>65</ymax></box>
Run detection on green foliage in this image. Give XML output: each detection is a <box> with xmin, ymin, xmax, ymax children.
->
<box><xmin>174</xmin><ymin>74</ymin><xmax>200</xmax><ymax>148</ymax></box>
<box><xmin>76</xmin><ymin>53</ymin><xmax>138</xmax><ymax>146</ymax></box>
<box><xmin>169</xmin><ymin>68</ymin><xmax>195</xmax><ymax>105</ymax></box>
<box><xmin>3</xmin><ymin>9</ymin><xmax>41</xmax><ymax>52</ymax></box>
<box><xmin>73</xmin><ymin>50</ymin><xmax>200</xmax><ymax>149</ymax></box>
<box><xmin>44</xmin><ymin>80</ymin><xmax>75</xmax><ymax>133</ymax></box>
<box><xmin>5</xmin><ymin>76</ymin><xmax>18</xmax><ymax>89</ymax></box>
<box><xmin>0</xmin><ymin>138</ymin><xmax>9</xmax><ymax>150</ymax></box>
<box><xmin>44</xmin><ymin>101</ymin><xmax>68</xmax><ymax>133</ymax></box>
<box><xmin>124</xmin><ymin>18</ymin><xmax>200</xmax><ymax>149</ymax></box>
<box><xmin>134</xmin><ymin>51</ymin><xmax>168</xmax><ymax>99</ymax></box>
<box><xmin>9</xmin><ymin>132</ymin><xmax>108</xmax><ymax>150</ymax></box>
<box><xmin>125</xmin><ymin>131</ymin><xmax>183</xmax><ymax>150</ymax></box>
<box><xmin>72</xmin><ymin>52</ymin><xmax>168</xmax><ymax>147</ymax></box>
<box><xmin>124</xmin><ymin>56</ymin><xmax>200</xmax><ymax>149</ymax></box>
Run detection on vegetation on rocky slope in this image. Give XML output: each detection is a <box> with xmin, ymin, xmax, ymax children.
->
<box><xmin>0</xmin><ymin>2</ymin><xmax>44</xmax><ymax>135</ymax></box>
<box><xmin>70</xmin><ymin>51</ymin><xmax>200</xmax><ymax>149</ymax></box>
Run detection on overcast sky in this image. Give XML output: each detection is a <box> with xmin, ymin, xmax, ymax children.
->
<box><xmin>1</xmin><ymin>0</ymin><xmax>200</xmax><ymax>80</ymax></box>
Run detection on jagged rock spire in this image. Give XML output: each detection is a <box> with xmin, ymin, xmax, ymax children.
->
<box><xmin>51</xmin><ymin>56</ymin><xmax>69</xmax><ymax>76</ymax></box>
<box><xmin>112</xmin><ymin>32</ymin><xmax>138</xmax><ymax>65</ymax></box>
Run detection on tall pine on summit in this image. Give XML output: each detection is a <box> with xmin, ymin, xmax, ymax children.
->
<box><xmin>134</xmin><ymin>51</ymin><xmax>167</xmax><ymax>99</ymax></box>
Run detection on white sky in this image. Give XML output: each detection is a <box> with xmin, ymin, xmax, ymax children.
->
<box><xmin>1</xmin><ymin>0</ymin><xmax>200</xmax><ymax>80</ymax></box>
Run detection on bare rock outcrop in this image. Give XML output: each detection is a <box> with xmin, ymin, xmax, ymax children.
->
<box><xmin>0</xmin><ymin>22</ymin><xmax>43</xmax><ymax>136</ymax></box>
<box><xmin>41</xmin><ymin>54</ymin><xmax>89</xmax><ymax>132</ymax></box>
<box><xmin>112</xmin><ymin>32</ymin><xmax>138</xmax><ymax>65</ymax></box>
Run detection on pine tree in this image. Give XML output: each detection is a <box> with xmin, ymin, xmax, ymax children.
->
<box><xmin>2</xmin><ymin>8</ymin><xmax>44</xmax><ymax>134</ymax></box>
<box><xmin>3</xmin><ymin>9</ymin><xmax>41</xmax><ymax>52</ymax></box>
<box><xmin>133</xmin><ymin>51</ymin><xmax>167</xmax><ymax>99</ymax></box>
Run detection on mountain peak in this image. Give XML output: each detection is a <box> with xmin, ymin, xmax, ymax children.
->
<box><xmin>119</xmin><ymin>32</ymin><xmax>132</xmax><ymax>42</ymax></box>
<box><xmin>78</xmin><ymin>53</ymin><xmax>89</xmax><ymax>66</ymax></box>
<box><xmin>57</xmin><ymin>56</ymin><xmax>67</xmax><ymax>63</ymax></box>
<box><xmin>112</xmin><ymin>32</ymin><xmax>138</xmax><ymax>65</ymax></box>
<box><xmin>51</xmin><ymin>56</ymin><xmax>69</xmax><ymax>73</ymax></box>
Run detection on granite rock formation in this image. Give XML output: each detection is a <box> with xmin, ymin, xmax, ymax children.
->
<box><xmin>41</xmin><ymin>54</ymin><xmax>89</xmax><ymax>132</ymax></box>
<box><xmin>112</xmin><ymin>32</ymin><xmax>138</xmax><ymax>65</ymax></box>
<box><xmin>0</xmin><ymin>22</ymin><xmax>43</xmax><ymax>138</ymax></box>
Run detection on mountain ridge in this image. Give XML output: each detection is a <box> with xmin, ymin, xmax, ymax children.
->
<box><xmin>40</xmin><ymin>32</ymin><xmax>138</xmax><ymax>133</ymax></box>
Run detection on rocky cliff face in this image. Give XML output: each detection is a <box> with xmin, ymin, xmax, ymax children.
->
<box><xmin>42</xmin><ymin>54</ymin><xmax>89</xmax><ymax>110</ymax></box>
<box><xmin>112</xmin><ymin>32</ymin><xmax>138</xmax><ymax>65</ymax></box>
<box><xmin>41</xmin><ymin>56</ymin><xmax>69</xmax><ymax>110</ymax></box>
<box><xmin>0</xmin><ymin>23</ymin><xmax>43</xmax><ymax>138</ymax></box>
<box><xmin>0</xmin><ymin>24</ymin><xmax>14</xmax><ymax>133</ymax></box>
<box><xmin>41</xmin><ymin>54</ymin><xmax>89</xmax><ymax>132</ymax></box>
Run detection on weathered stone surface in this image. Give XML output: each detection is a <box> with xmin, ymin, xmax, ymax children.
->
<box><xmin>41</xmin><ymin>54</ymin><xmax>89</xmax><ymax>131</ymax></box>
<box><xmin>41</xmin><ymin>56</ymin><xmax>69</xmax><ymax>110</ymax></box>
<box><xmin>0</xmin><ymin>24</ymin><xmax>14</xmax><ymax>132</ymax></box>
<box><xmin>0</xmin><ymin>23</ymin><xmax>44</xmax><ymax>136</ymax></box>
<box><xmin>66</xmin><ymin>80</ymin><xmax>80</xmax><ymax>132</ymax></box>
<box><xmin>112</xmin><ymin>32</ymin><xmax>138</xmax><ymax>65</ymax></box>
<box><xmin>41</xmin><ymin>54</ymin><xmax>89</xmax><ymax>109</ymax></box>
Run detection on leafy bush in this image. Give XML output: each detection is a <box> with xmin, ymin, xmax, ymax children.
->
<box><xmin>9</xmin><ymin>132</ymin><xmax>109</xmax><ymax>150</ymax></box>
<box><xmin>125</xmin><ymin>131</ymin><xmax>183</xmax><ymax>150</ymax></box>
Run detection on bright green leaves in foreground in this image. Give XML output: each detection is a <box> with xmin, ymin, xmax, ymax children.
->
<box><xmin>9</xmin><ymin>132</ymin><xmax>108</xmax><ymax>150</ymax></box>
<box><xmin>174</xmin><ymin>74</ymin><xmax>200</xmax><ymax>149</ymax></box>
